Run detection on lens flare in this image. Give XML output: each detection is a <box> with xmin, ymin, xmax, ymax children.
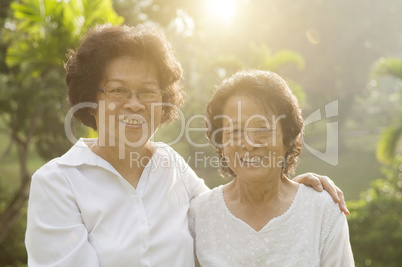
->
<box><xmin>206</xmin><ymin>0</ymin><xmax>237</xmax><ymax>22</ymax></box>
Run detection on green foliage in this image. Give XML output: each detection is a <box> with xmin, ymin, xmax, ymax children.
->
<box><xmin>369</xmin><ymin>57</ymin><xmax>402</xmax><ymax>165</ymax></box>
<box><xmin>347</xmin><ymin>161</ymin><xmax>402</xmax><ymax>266</ymax></box>
<box><xmin>0</xmin><ymin>0</ymin><xmax>123</xmax><ymax>264</ymax></box>
<box><xmin>372</xmin><ymin>58</ymin><xmax>402</xmax><ymax>80</ymax></box>
<box><xmin>249</xmin><ymin>43</ymin><xmax>305</xmax><ymax>71</ymax></box>
<box><xmin>7</xmin><ymin>0</ymin><xmax>123</xmax><ymax>78</ymax></box>
<box><xmin>247</xmin><ymin>43</ymin><xmax>306</xmax><ymax>106</ymax></box>
<box><xmin>377</xmin><ymin>121</ymin><xmax>402</xmax><ymax>166</ymax></box>
<box><xmin>2</xmin><ymin>0</ymin><xmax>124</xmax><ymax>159</ymax></box>
<box><xmin>347</xmin><ymin>55</ymin><xmax>402</xmax><ymax>266</ymax></box>
<box><xmin>0</xmin><ymin>182</ymin><xmax>27</xmax><ymax>267</ymax></box>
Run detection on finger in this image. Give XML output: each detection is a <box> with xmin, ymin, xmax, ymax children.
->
<box><xmin>308</xmin><ymin>173</ymin><xmax>325</xmax><ymax>191</ymax></box>
<box><xmin>293</xmin><ymin>173</ymin><xmax>323</xmax><ymax>191</ymax></box>
<box><xmin>318</xmin><ymin>175</ymin><xmax>341</xmax><ymax>203</ymax></box>
<box><xmin>336</xmin><ymin>187</ymin><xmax>350</xmax><ymax>215</ymax></box>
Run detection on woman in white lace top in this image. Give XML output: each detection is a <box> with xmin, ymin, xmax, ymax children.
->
<box><xmin>189</xmin><ymin>70</ymin><xmax>354</xmax><ymax>266</ymax></box>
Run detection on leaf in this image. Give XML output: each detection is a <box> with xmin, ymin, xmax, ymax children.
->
<box><xmin>6</xmin><ymin>0</ymin><xmax>123</xmax><ymax>78</ymax></box>
<box><xmin>372</xmin><ymin>57</ymin><xmax>402</xmax><ymax>80</ymax></box>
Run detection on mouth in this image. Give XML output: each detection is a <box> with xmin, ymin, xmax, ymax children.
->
<box><xmin>118</xmin><ymin>115</ymin><xmax>147</xmax><ymax>130</ymax></box>
<box><xmin>240</xmin><ymin>156</ymin><xmax>263</xmax><ymax>164</ymax></box>
<box><xmin>120</xmin><ymin>118</ymin><xmax>145</xmax><ymax>125</ymax></box>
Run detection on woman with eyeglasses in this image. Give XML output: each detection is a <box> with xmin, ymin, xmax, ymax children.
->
<box><xmin>189</xmin><ymin>69</ymin><xmax>354</xmax><ymax>266</ymax></box>
<box><xmin>25</xmin><ymin>24</ymin><xmax>349</xmax><ymax>266</ymax></box>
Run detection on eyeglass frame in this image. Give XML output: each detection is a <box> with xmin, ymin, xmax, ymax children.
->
<box><xmin>98</xmin><ymin>87</ymin><xmax>164</xmax><ymax>102</ymax></box>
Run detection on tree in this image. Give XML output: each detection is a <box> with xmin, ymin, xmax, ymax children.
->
<box><xmin>371</xmin><ymin>58</ymin><xmax>402</xmax><ymax>165</ymax></box>
<box><xmin>0</xmin><ymin>0</ymin><xmax>123</xmax><ymax>246</ymax></box>
<box><xmin>347</xmin><ymin>160</ymin><xmax>402</xmax><ymax>266</ymax></box>
<box><xmin>346</xmin><ymin>56</ymin><xmax>402</xmax><ymax>266</ymax></box>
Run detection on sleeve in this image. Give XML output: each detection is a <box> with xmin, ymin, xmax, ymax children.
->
<box><xmin>172</xmin><ymin>148</ymin><xmax>209</xmax><ymax>200</ymax></box>
<box><xmin>188</xmin><ymin>201</ymin><xmax>200</xmax><ymax>267</ymax></box>
<box><xmin>188</xmin><ymin>201</ymin><xmax>196</xmax><ymax>239</ymax></box>
<box><xmin>25</xmin><ymin>168</ymin><xmax>99</xmax><ymax>267</ymax></box>
<box><xmin>321</xmin><ymin>214</ymin><xmax>355</xmax><ymax>266</ymax></box>
<box><xmin>185</xmin><ymin>166</ymin><xmax>210</xmax><ymax>200</ymax></box>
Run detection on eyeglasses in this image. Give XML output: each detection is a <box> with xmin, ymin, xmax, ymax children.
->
<box><xmin>98</xmin><ymin>87</ymin><xmax>163</xmax><ymax>102</ymax></box>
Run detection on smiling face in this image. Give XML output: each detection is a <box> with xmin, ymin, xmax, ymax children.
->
<box><xmin>94</xmin><ymin>57</ymin><xmax>162</xmax><ymax>149</ymax></box>
<box><xmin>221</xmin><ymin>95</ymin><xmax>286</xmax><ymax>181</ymax></box>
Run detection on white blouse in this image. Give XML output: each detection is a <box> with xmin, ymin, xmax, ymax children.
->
<box><xmin>26</xmin><ymin>138</ymin><xmax>209</xmax><ymax>267</ymax></box>
<box><xmin>189</xmin><ymin>184</ymin><xmax>354</xmax><ymax>267</ymax></box>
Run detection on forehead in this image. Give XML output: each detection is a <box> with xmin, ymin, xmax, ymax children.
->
<box><xmin>102</xmin><ymin>57</ymin><xmax>159</xmax><ymax>85</ymax></box>
<box><xmin>222</xmin><ymin>95</ymin><xmax>275</xmax><ymax>124</ymax></box>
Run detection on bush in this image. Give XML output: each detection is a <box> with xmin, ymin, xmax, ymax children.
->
<box><xmin>348</xmin><ymin>160</ymin><xmax>402</xmax><ymax>267</ymax></box>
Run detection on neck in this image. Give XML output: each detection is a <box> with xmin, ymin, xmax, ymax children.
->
<box><xmin>227</xmin><ymin>171</ymin><xmax>293</xmax><ymax>205</ymax></box>
<box><xmin>91</xmin><ymin>138</ymin><xmax>152</xmax><ymax>170</ymax></box>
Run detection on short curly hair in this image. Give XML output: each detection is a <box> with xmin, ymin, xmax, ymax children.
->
<box><xmin>205</xmin><ymin>69</ymin><xmax>304</xmax><ymax>178</ymax></box>
<box><xmin>65</xmin><ymin>24</ymin><xmax>184</xmax><ymax>130</ymax></box>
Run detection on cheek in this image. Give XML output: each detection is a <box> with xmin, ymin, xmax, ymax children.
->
<box><xmin>223</xmin><ymin>145</ymin><xmax>236</xmax><ymax>160</ymax></box>
<box><xmin>148</xmin><ymin>105</ymin><xmax>162</xmax><ymax>126</ymax></box>
<box><xmin>155</xmin><ymin>106</ymin><xmax>162</xmax><ymax>119</ymax></box>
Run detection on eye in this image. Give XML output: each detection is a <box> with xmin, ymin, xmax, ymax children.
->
<box><xmin>109</xmin><ymin>87</ymin><xmax>128</xmax><ymax>94</ymax></box>
<box><xmin>140</xmin><ymin>88</ymin><xmax>159</xmax><ymax>95</ymax></box>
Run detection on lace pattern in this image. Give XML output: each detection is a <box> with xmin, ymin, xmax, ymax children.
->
<box><xmin>189</xmin><ymin>184</ymin><xmax>343</xmax><ymax>267</ymax></box>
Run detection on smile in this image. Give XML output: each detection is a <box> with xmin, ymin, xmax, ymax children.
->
<box><xmin>241</xmin><ymin>156</ymin><xmax>263</xmax><ymax>163</ymax></box>
<box><xmin>120</xmin><ymin>118</ymin><xmax>145</xmax><ymax>125</ymax></box>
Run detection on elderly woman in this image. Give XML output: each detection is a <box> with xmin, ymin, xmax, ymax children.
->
<box><xmin>189</xmin><ymin>70</ymin><xmax>354</xmax><ymax>266</ymax></box>
<box><xmin>26</xmin><ymin>24</ymin><xmax>348</xmax><ymax>266</ymax></box>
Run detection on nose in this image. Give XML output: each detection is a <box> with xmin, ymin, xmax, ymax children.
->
<box><xmin>240</xmin><ymin>135</ymin><xmax>256</xmax><ymax>151</ymax></box>
<box><xmin>123</xmin><ymin>93</ymin><xmax>145</xmax><ymax>112</ymax></box>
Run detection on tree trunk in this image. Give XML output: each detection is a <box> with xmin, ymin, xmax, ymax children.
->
<box><xmin>0</xmin><ymin>106</ymin><xmax>43</xmax><ymax>245</ymax></box>
<box><xmin>0</xmin><ymin>176</ymin><xmax>30</xmax><ymax>244</ymax></box>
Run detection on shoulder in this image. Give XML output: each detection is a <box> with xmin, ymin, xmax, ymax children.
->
<box><xmin>299</xmin><ymin>184</ymin><xmax>340</xmax><ymax>210</ymax></box>
<box><xmin>152</xmin><ymin>142</ymin><xmax>188</xmax><ymax>168</ymax></box>
<box><xmin>153</xmin><ymin>142</ymin><xmax>201</xmax><ymax>178</ymax></box>
<box><xmin>31</xmin><ymin>140</ymin><xmax>85</xmax><ymax>186</ymax></box>
<box><xmin>153</xmin><ymin>142</ymin><xmax>208</xmax><ymax>196</ymax></box>
<box><xmin>31</xmin><ymin>158</ymin><xmax>75</xmax><ymax>193</ymax></box>
<box><xmin>298</xmin><ymin>185</ymin><xmax>343</xmax><ymax>236</ymax></box>
<box><xmin>190</xmin><ymin>186</ymin><xmax>221</xmax><ymax>211</ymax></box>
<box><xmin>32</xmin><ymin>157</ymin><xmax>65</xmax><ymax>180</ymax></box>
<box><xmin>152</xmin><ymin>142</ymin><xmax>180</xmax><ymax>158</ymax></box>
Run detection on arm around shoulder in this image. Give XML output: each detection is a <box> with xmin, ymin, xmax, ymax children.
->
<box><xmin>26</xmin><ymin>166</ymin><xmax>99</xmax><ymax>266</ymax></box>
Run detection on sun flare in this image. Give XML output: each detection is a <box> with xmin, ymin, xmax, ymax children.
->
<box><xmin>206</xmin><ymin>0</ymin><xmax>237</xmax><ymax>22</ymax></box>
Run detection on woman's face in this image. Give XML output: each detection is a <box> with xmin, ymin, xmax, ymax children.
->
<box><xmin>221</xmin><ymin>95</ymin><xmax>286</xmax><ymax>181</ymax></box>
<box><xmin>94</xmin><ymin>57</ymin><xmax>162</xmax><ymax>150</ymax></box>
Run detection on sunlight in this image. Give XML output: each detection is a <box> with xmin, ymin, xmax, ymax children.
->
<box><xmin>206</xmin><ymin>0</ymin><xmax>237</xmax><ymax>22</ymax></box>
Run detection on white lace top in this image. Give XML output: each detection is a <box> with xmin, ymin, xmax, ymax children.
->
<box><xmin>189</xmin><ymin>184</ymin><xmax>354</xmax><ymax>267</ymax></box>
